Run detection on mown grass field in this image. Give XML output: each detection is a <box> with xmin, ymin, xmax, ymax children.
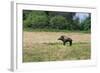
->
<box><xmin>23</xmin><ymin>31</ymin><xmax>91</xmax><ymax>62</ymax></box>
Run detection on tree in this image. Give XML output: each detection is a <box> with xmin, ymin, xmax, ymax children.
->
<box><xmin>72</xmin><ymin>17</ymin><xmax>81</xmax><ymax>30</ymax></box>
<box><xmin>23</xmin><ymin>10</ymin><xmax>48</xmax><ymax>28</ymax></box>
<box><xmin>80</xmin><ymin>15</ymin><xmax>91</xmax><ymax>31</ymax></box>
<box><xmin>50</xmin><ymin>16</ymin><xmax>68</xmax><ymax>29</ymax></box>
<box><xmin>23</xmin><ymin>10</ymin><xmax>32</xmax><ymax>20</ymax></box>
<box><xmin>23</xmin><ymin>10</ymin><xmax>91</xmax><ymax>31</ymax></box>
<box><xmin>31</xmin><ymin>15</ymin><xmax>48</xmax><ymax>28</ymax></box>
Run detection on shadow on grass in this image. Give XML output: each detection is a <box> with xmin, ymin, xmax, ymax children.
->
<box><xmin>43</xmin><ymin>42</ymin><xmax>61</xmax><ymax>45</ymax></box>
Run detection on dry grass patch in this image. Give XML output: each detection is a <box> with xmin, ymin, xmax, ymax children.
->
<box><xmin>23</xmin><ymin>32</ymin><xmax>90</xmax><ymax>49</ymax></box>
<box><xmin>23</xmin><ymin>42</ymin><xmax>90</xmax><ymax>62</ymax></box>
<box><xmin>23</xmin><ymin>31</ymin><xmax>90</xmax><ymax>62</ymax></box>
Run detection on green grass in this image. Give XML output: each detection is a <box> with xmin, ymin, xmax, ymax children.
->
<box><xmin>23</xmin><ymin>28</ymin><xmax>90</xmax><ymax>33</ymax></box>
<box><xmin>23</xmin><ymin>42</ymin><xmax>91</xmax><ymax>62</ymax></box>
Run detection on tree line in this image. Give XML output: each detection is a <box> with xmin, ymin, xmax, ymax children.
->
<box><xmin>23</xmin><ymin>10</ymin><xmax>91</xmax><ymax>31</ymax></box>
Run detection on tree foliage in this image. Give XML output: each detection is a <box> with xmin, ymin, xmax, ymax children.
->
<box><xmin>80</xmin><ymin>16</ymin><xmax>91</xmax><ymax>30</ymax></box>
<box><xmin>23</xmin><ymin>10</ymin><xmax>91</xmax><ymax>31</ymax></box>
<box><xmin>50</xmin><ymin>16</ymin><xmax>68</xmax><ymax>29</ymax></box>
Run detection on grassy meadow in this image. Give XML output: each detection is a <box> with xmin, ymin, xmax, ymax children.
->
<box><xmin>23</xmin><ymin>31</ymin><xmax>91</xmax><ymax>62</ymax></box>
